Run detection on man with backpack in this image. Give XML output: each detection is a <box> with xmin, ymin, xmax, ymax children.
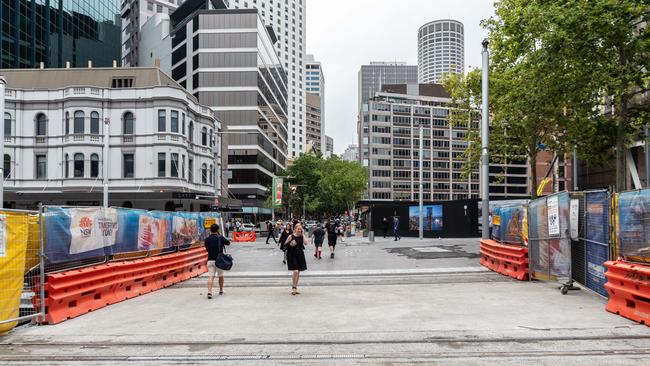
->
<box><xmin>265</xmin><ymin>220</ymin><xmax>277</xmax><ymax>244</ymax></box>
<box><xmin>325</xmin><ymin>218</ymin><xmax>338</xmax><ymax>258</ymax></box>
<box><xmin>311</xmin><ymin>223</ymin><xmax>326</xmax><ymax>259</ymax></box>
<box><xmin>205</xmin><ymin>224</ymin><xmax>230</xmax><ymax>299</ymax></box>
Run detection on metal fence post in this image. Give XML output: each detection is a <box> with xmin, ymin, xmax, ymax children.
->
<box><xmin>38</xmin><ymin>203</ymin><xmax>46</xmax><ymax>324</ymax></box>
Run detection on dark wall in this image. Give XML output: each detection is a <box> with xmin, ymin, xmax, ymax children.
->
<box><xmin>368</xmin><ymin>199</ymin><xmax>479</xmax><ymax>238</ymax></box>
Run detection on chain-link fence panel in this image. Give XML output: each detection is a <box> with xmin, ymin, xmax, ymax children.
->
<box><xmin>584</xmin><ymin>190</ymin><xmax>610</xmax><ymax>297</ymax></box>
<box><xmin>528</xmin><ymin>192</ymin><xmax>572</xmax><ymax>281</ymax></box>
<box><xmin>617</xmin><ymin>189</ymin><xmax>650</xmax><ymax>264</ymax></box>
<box><xmin>0</xmin><ymin>209</ymin><xmax>44</xmax><ymax>334</ymax></box>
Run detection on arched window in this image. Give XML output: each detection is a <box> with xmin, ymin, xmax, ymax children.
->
<box><xmin>123</xmin><ymin>112</ymin><xmax>134</xmax><ymax>134</ymax></box>
<box><xmin>201</xmin><ymin>163</ymin><xmax>207</xmax><ymax>184</ymax></box>
<box><xmin>65</xmin><ymin>112</ymin><xmax>70</xmax><ymax>134</ymax></box>
<box><xmin>209</xmin><ymin>129</ymin><xmax>213</xmax><ymax>147</ymax></box>
<box><xmin>64</xmin><ymin>154</ymin><xmax>69</xmax><ymax>178</ymax></box>
<box><xmin>74</xmin><ymin>153</ymin><xmax>84</xmax><ymax>177</ymax></box>
<box><xmin>74</xmin><ymin>111</ymin><xmax>84</xmax><ymax>134</ymax></box>
<box><xmin>90</xmin><ymin>154</ymin><xmax>99</xmax><ymax>177</ymax></box>
<box><xmin>189</xmin><ymin>122</ymin><xmax>194</xmax><ymax>143</ymax></box>
<box><xmin>4</xmin><ymin>112</ymin><xmax>11</xmax><ymax>138</ymax></box>
<box><xmin>209</xmin><ymin>164</ymin><xmax>213</xmax><ymax>184</ymax></box>
<box><xmin>201</xmin><ymin>127</ymin><xmax>207</xmax><ymax>146</ymax></box>
<box><xmin>36</xmin><ymin>113</ymin><xmax>47</xmax><ymax>136</ymax></box>
<box><xmin>90</xmin><ymin>112</ymin><xmax>99</xmax><ymax>134</ymax></box>
<box><xmin>3</xmin><ymin>154</ymin><xmax>10</xmax><ymax>179</ymax></box>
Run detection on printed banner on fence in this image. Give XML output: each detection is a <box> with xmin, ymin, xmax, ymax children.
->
<box><xmin>45</xmin><ymin>207</ymin><xmax>220</xmax><ymax>264</ymax></box>
<box><xmin>617</xmin><ymin>189</ymin><xmax>650</xmax><ymax>263</ymax></box>
<box><xmin>547</xmin><ymin>196</ymin><xmax>560</xmax><ymax>236</ymax></box>
<box><xmin>69</xmin><ymin>208</ymin><xmax>118</xmax><ymax>255</ymax></box>
<box><xmin>570</xmin><ymin>199</ymin><xmax>579</xmax><ymax>240</ymax></box>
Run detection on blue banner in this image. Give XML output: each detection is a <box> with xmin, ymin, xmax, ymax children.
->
<box><xmin>618</xmin><ymin>189</ymin><xmax>650</xmax><ymax>263</ymax></box>
<box><xmin>585</xmin><ymin>191</ymin><xmax>609</xmax><ymax>296</ymax></box>
<box><xmin>44</xmin><ymin>207</ymin><xmax>220</xmax><ymax>264</ymax></box>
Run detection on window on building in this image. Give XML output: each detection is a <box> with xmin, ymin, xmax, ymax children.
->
<box><xmin>158</xmin><ymin>110</ymin><xmax>166</xmax><ymax>132</ymax></box>
<box><xmin>189</xmin><ymin>122</ymin><xmax>194</xmax><ymax>142</ymax></box>
<box><xmin>123</xmin><ymin>154</ymin><xmax>134</xmax><ymax>178</ymax></box>
<box><xmin>90</xmin><ymin>154</ymin><xmax>99</xmax><ymax>178</ymax></box>
<box><xmin>3</xmin><ymin>154</ymin><xmax>10</xmax><ymax>179</ymax></box>
<box><xmin>182</xmin><ymin>114</ymin><xmax>186</xmax><ymax>135</ymax></box>
<box><xmin>209</xmin><ymin>129</ymin><xmax>213</xmax><ymax>147</ymax></box>
<box><xmin>209</xmin><ymin>164</ymin><xmax>213</xmax><ymax>184</ymax></box>
<box><xmin>188</xmin><ymin>158</ymin><xmax>193</xmax><ymax>182</ymax></box>
<box><xmin>65</xmin><ymin>112</ymin><xmax>69</xmax><ymax>134</ymax></box>
<box><xmin>74</xmin><ymin>153</ymin><xmax>84</xmax><ymax>177</ymax></box>
<box><xmin>171</xmin><ymin>111</ymin><xmax>179</xmax><ymax>133</ymax></box>
<box><xmin>201</xmin><ymin>127</ymin><xmax>207</xmax><ymax>146</ymax></box>
<box><xmin>90</xmin><ymin>112</ymin><xmax>100</xmax><ymax>134</ymax></box>
<box><xmin>36</xmin><ymin>114</ymin><xmax>47</xmax><ymax>136</ymax></box>
<box><xmin>64</xmin><ymin>154</ymin><xmax>69</xmax><ymax>178</ymax></box>
<box><xmin>4</xmin><ymin>113</ymin><xmax>10</xmax><ymax>138</ymax></box>
<box><xmin>158</xmin><ymin>153</ymin><xmax>166</xmax><ymax>177</ymax></box>
<box><xmin>123</xmin><ymin>112</ymin><xmax>134</xmax><ymax>134</ymax></box>
<box><xmin>36</xmin><ymin>154</ymin><xmax>47</xmax><ymax>179</ymax></box>
<box><xmin>201</xmin><ymin>163</ymin><xmax>207</xmax><ymax>183</ymax></box>
<box><xmin>74</xmin><ymin>111</ymin><xmax>84</xmax><ymax>134</ymax></box>
<box><xmin>171</xmin><ymin>153</ymin><xmax>179</xmax><ymax>177</ymax></box>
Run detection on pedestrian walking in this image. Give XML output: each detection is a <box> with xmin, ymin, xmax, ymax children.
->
<box><xmin>224</xmin><ymin>221</ymin><xmax>230</xmax><ymax>238</ymax></box>
<box><xmin>265</xmin><ymin>220</ymin><xmax>277</xmax><ymax>244</ymax></box>
<box><xmin>325</xmin><ymin>218</ymin><xmax>338</xmax><ymax>258</ymax></box>
<box><xmin>382</xmin><ymin>217</ymin><xmax>389</xmax><ymax>238</ymax></box>
<box><xmin>204</xmin><ymin>224</ymin><xmax>230</xmax><ymax>299</ymax></box>
<box><xmin>285</xmin><ymin>224</ymin><xmax>307</xmax><ymax>295</ymax></box>
<box><xmin>393</xmin><ymin>216</ymin><xmax>401</xmax><ymax>241</ymax></box>
<box><xmin>312</xmin><ymin>223</ymin><xmax>326</xmax><ymax>259</ymax></box>
<box><xmin>279</xmin><ymin>223</ymin><xmax>293</xmax><ymax>264</ymax></box>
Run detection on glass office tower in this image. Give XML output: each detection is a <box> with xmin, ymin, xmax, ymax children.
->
<box><xmin>1</xmin><ymin>0</ymin><xmax>121</xmax><ymax>68</ymax></box>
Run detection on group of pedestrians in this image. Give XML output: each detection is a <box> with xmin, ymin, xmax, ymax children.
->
<box><xmin>204</xmin><ymin>217</ymin><xmax>346</xmax><ymax>297</ymax></box>
<box><xmin>382</xmin><ymin>216</ymin><xmax>401</xmax><ymax>241</ymax></box>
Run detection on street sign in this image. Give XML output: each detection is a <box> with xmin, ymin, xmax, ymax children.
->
<box><xmin>273</xmin><ymin>177</ymin><xmax>283</xmax><ymax>207</ymax></box>
<box><xmin>204</xmin><ymin>217</ymin><xmax>216</xmax><ymax>229</ymax></box>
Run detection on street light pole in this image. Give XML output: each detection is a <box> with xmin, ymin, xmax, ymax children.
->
<box><xmin>481</xmin><ymin>39</ymin><xmax>490</xmax><ymax>239</ymax></box>
<box><xmin>419</xmin><ymin>125</ymin><xmax>423</xmax><ymax>240</ymax></box>
<box><xmin>103</xmin><ymin>117</ymin><xmax>110</xmax><ymax>208</ymax></box>
<box><xmin>0</xmin><ymin>76</ymin><xmax>6</xmax><ymax>209</ymax></box>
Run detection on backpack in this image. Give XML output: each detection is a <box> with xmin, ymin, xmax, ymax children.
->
<box><xmin>327</xmin><ymin>222</ymin><xmax>337</xmax><ymax>235</ymax></box>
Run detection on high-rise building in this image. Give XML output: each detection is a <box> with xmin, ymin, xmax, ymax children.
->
<box><xmin>358</xmin><ymin>62</ymin><xmax>418</xmax><ymax>167</ymax></box>
<box><xmin>342</xmin><ymin>145</ymin><xmax>359</xmax><ymax>162</ymax></box>
<box><xmin>120</xmin><ymin>0</ymin><xmax>209</xmax><ymax>66</ymax></box>
<box><xmin>0</xmin><ymin>67</ymin><xmax>218</xmax><ymax>210</ymax></box>
<box><xmin>163</xmin><ymin>1</ymin><xmax>288</xmax><ymax>217</ymax></box>
<box><xmin>418</xmin><ymin>19</ymin><xmax>464</xmax><ymax>83</ymax></box>
<box><xmin>325</xmin><ymin>135</ymin><xmax>334</xmax><ymax>158</ymax></box>
<box><xmin>305</xmin><ymin>54</ymin><xmax>325</xmax><ymax>153</ymax></box>
<box><xmin>362</xmin><ymin>84</ymin><xmax>479</xmax><ymax>201</ymax></box>
<box><xmin>305</xmin><ymin>93</ymin><xmax>323</xmax><ymax>153</ymax></box>
<box><xmin>1</xmin><ymin>0</ymin><xmax>121</xmax><ymax>69</ymax></box>
<box><xmin>230</xmin><ymin>0</ymin><xmax>306</xmax><ymax>159</ymax></box>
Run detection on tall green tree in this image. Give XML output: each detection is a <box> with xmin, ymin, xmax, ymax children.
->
<box><xmin>485</xmin><ymin>0</ymin><xmax>649</xmax><ymax>191</ymax></box>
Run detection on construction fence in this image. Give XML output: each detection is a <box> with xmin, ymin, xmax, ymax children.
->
<box><xmin>0</xmin><ymin>205</ymin><xmax>221</xmax><ymax>334</ymax></box>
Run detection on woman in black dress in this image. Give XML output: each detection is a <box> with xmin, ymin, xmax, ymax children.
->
<box><xmin>278</xmin><ymin>223</ymin><xmax>293</xmax><ymax>264</ymax></box>
<box><xmin>284</xmin><ymin>224</ymin><xmax>307</xmax><ymax>295</ymax></box>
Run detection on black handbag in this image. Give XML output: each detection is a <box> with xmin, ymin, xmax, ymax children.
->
<box><xmin>215</xmin><ymin>237</ymin><xmax>233</xmax><ymax>271</ymax></box>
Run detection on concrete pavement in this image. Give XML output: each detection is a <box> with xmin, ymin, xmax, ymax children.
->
<box><xmin>1</xmin><ymin>236</ymin><xmax>648</xmax><ymax>365</ymax></box>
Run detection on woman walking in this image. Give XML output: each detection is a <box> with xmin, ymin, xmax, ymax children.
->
<box><xmin>284</xmin><ymin>224</ymin><xmax>307</xmax><ymax>295</ymax></box>
<box><xmin>279</xmin><ymin>223</ymin><xmax>293</xmax><ymax>264</ymax></box>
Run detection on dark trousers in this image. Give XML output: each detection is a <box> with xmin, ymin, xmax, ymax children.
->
<box><xmin>266</xmin><ymin>230</ymin><xmax>277</xmax><ymax>244</ymax></box>
<box><xmin>394</xmin><ymin>229</ymin><xmax>400</xmax><ymax>241</ymax></box>
<box><xmin>383</xmin><ymin>227</ymin><xmax>388</xmax><ymax>238</ymax></box>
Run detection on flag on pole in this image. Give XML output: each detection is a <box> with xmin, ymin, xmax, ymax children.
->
<box><xmin>273</xmin><ymin>177</ymin><xmax>283</xmax><ymax>207</ymax></box>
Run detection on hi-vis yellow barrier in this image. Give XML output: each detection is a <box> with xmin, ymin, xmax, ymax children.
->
<box><xmin>0</xmin><ymin>211</ymin><xmax>35</xmax><ymax>334</ymax></box>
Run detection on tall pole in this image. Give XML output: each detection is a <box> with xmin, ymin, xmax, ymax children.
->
<box><xmin>0</xmin><ymin>76</ymin><xmax>6</xmax><ymax>209</ymax></box>
<box><xmin>573</xmin><ymin>147</ymin><xmax>579</xmax><ymax>191</ymax></box>
<box><xmin>645</xmin><ymin>126</ymin><xmax>650</xmax><ymax>187</ymax></box>
<box><xmin>103</xmin><ymin>117</ymin><xmax>110</xmax><ymax>208</ymax></box>
<box><xmin>481</xmin><ymin>40</ymin><xmax>490</xmax><ymax>239</ymax></box>
<box><xmin>419</xmin><ymin>125</ymin><xmax>423</xmax><ymax>240</ymax></box>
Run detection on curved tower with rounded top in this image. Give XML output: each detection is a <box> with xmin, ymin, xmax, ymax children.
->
<box><xmin>418</xmin><ymin>19</ymin><xmax>465</xmax><ymax>83</ymax></box>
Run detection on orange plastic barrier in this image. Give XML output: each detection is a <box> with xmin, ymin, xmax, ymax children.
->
<box><xmin>232</xmin><ymin>231</ymin><xmax>256</xmax><ymax>242</ymax></box>
<box><xmin>604</xmin><ymin>260</ymin><xmax>650</xmax><ymax>326</ymax></box>
<box><xmin>35</xmin><ymin>247</ymin><xmax>207</xmax><ymax>324</ymax></box>
<box><xmin>479</xmin><ymin>239</ymin><xmax>529</xmax><ymax>281</ymax></box>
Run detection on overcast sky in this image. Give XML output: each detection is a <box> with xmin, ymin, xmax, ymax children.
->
<box><xmin>306</xmin><ymin>0</ymin><xmax>496</xmax><ymax>154</ymax></box>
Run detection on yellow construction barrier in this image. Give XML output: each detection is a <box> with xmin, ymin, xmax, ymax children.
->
<box><xmin>0</xmin><ymin>211</ymin><xmax>31</xmax><ymax>334</ymax></box>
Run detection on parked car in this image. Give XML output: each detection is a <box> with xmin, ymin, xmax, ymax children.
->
<box><xmin>304</xmin><ymin>220</ymin><xmax>318</xmax><ymax>229</ymax></box>
<box><xmin>242</xmin><ymin>223</ymin><xmax>255</xmax><ymax>232</ymax></box>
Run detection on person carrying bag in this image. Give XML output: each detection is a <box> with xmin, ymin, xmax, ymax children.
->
<box><xmin>205</xmin><ymin>224</ymin><xmax>231</xmax><ymax>299</ymax></box>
